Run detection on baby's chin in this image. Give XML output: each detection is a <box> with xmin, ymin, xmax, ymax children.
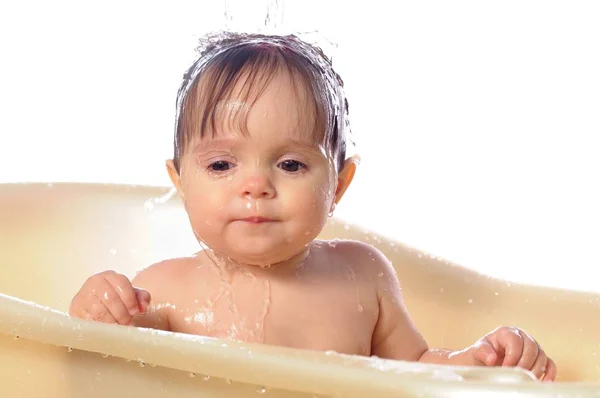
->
<box><xmin>201</xmin><ymin>240</ymin><xmax>310</xmax><ymax>269</ymax></box>
<box><xmin>224</xmin><ymin>247</ymin><xmax>306</xmax><ymax>268</ymax></box>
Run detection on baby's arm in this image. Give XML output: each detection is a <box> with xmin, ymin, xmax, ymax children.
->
<box><xmin>369</xmin><ymin>244</ymin><xmax>475</xmax><ymax>365</ymax></box>
<box><xmin>362</xmin><ymin>242</ymin><xmax>433</xmax><ymax>362</ymax></box>
<box><xmin>366</xmin><ymin>242</ymin><xmax>494</xmax><ymax>365</ymax></box>
<box><xmin>365</xmin><ymin>242</ymin><xmax>556</xmax><ymax>379</ymax></box>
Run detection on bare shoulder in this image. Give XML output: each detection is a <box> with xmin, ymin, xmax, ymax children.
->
<box><xmin>321</xmin><ymin>239</ymin><xmax>396</xmax><ymax>278</ymax></box>
<box><xmin>132</xmin><ymin>254</ymin><xmax>200</xmax><ymax>291</ymax></box>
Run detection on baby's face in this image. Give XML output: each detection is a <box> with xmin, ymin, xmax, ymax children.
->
<box><xmin>172</xmin><ymin>72</ymin><xmax>338</xmax><ymax>266</ymax></box>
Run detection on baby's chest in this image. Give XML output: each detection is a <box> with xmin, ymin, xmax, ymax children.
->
<box><xmin>261</xmin><ymin>281</ymin><xmax>378</xmax><ymax>355</ymax></box>
<box><xmin>171</xmin><ymin>277</ymin><xmax>378</xmax><ymax>356</ymax></box>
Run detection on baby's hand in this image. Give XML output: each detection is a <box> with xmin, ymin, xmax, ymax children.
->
<box><xmin>470</xmin><ymin>326</ymin><xmax>557</xmax><ymax>381</ymax></box>
<box><xmin>69</xmin><ymin>270</ymin><xmax>151</xmax><ymax>326</ymax></box>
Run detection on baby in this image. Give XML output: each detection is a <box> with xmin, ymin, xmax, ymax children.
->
<box><xmin>69</xmin><ymin>31</ymin><xmax>556</xmax><ymax>381</ymax></box>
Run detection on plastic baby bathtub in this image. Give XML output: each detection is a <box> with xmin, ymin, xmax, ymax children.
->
<box><xmin>1</xmin><ymin>182</ymin><xmax>599</xmax><ymax>397</ymax></box>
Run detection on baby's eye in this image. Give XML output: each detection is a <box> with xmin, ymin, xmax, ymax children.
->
<box><xmin>278</xmin><ymin>160</ymin><xmax>306</xmax><ymax>173</ymax></box>
<box><xmin>208</xmin><ymin>161</ymin><xmax>233</xmax><ymax>172</ymax></box>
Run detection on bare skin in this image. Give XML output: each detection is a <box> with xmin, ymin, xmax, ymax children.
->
<box><xmin>70</xmin><ymin>239</ymin><xmax>557</xmax><ymax>381</ymax></box>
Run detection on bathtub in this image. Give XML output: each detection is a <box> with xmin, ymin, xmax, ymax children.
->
<box><xmin>1</xmin><ymin>182</ymin><xmax>599</xmax><ymax>397</ymax></box>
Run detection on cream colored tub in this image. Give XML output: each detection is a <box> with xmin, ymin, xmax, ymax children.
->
<box><xmin>1</xmin><ymin>183</ymin><xmax>599</xmax><ymax>397</ymax></box>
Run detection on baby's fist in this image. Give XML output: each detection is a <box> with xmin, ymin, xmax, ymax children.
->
<box><xmin>69</xmin><ymin>270</ymin><xmax>151</xmax><ymax>326</ymax></box>
<box><xmin>471</xmin><ymin>326</ymin><xmax>557</xmax><ymax>381</ymax></box>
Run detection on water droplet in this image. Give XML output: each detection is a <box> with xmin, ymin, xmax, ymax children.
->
<box><xmin>257</xmin><ymin>386</ymin><xmax>267</xmax><ymax>394</ymax></box>
<box><xmin>101</xmin><ymin>353</ymin><xmax>109</xmax><ymax>359</ymax></box>
<box><xmin>13</xmin><ymin>335</ymin><xmax>19</xmax><ymax>340</ymax></box>
<box><xmin>377</xmin><ymin>272</ymin><xmax>384</xmax><ymax>277</ymax></box>
<box><xmin>189</xmin><ymin>372</ymin><xmax>196</xmax><ymax>378</ymax></box>
<box><xmin>357</xmin><ymin>304</ymin><xmax>364</xmax><ymax>313</ymax></box>
<box><xmin>467</xmin><ymin>299</ymin><xmax>473</xmax><ymax>304</ymax></box>
<box><xmin>226</xmin><ymin>379</ymin><xmax>232</xmax><ymax>384</ymax></box>
<box><xmin>494</xmin><ymin>292</ymin><xmax>499</xmax><ymax>296</ymax></box>
<box><xmin>66</xmin><ymin>347</ymin><xmax>73</xmax><ymax>352</ymax></box>
<box><xmin>203</xmin><ymin>375</ymin><xmax>211</xmax><ymax>381</ymax></box>
<box><xmin>304</xmin><ymin>231</ymin><xmax>310</xmax><ymax>236</ymax></box>
<box><xmin>343</xmin><ymin>224</ymin><xmax>350</xmax><ymax>231</ymax></box>
<box><xmin>324</xmin><ymin>350</ymin><xmax>336</xmax><ymax>356</ymax></box>
<box><xmin>227</xmin><ymin>174</ymin><xmax>233</xmax><ymax>181</ymax></box>
<box><xmin>144</xmin><ymin>199</ymin><xmax>155</xmax><ymax>211</ymax></box>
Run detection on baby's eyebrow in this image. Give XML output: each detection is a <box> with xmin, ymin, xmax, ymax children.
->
<box><xmin>284</xmin><ymin>138</ymin><xmax>321</xmax><ymax>151</ymax></box>
<box><xmin>192</xmin><ymin>138</ymin><xmax>238</xmax><ymax>152</ymax></box>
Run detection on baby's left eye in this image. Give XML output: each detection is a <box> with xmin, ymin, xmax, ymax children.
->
<box><xmin>278</xmin><ymin>160</ymin><xmax>306</xmax><ymax>173</ymax></box>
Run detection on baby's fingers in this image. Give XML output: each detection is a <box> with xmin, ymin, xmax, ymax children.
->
<box><xmin>85</xmin><ymin>296</ymin><xmax>119</xmax><ymax>324</ymax></box>
<box><xmin>497</xmin><ymin>327</ymin><xmax>524</xmax><ymax>367</ymax></box>
<box><xmin>515</xmin><ymin>330</ymin><xmax>539</xmax><ymax>370</ymax></box>
<box><xmin>94</xmin><ymin>278</ymin><xmax>133</xmax><ymax>325</ymax></box>
<box><xmin>471</xmin><ymin>340</ymin><xmax>498</xmax><ymax>366</ymax></box>
<box><xmin>528</xmin><ymin>347</ymin><xmax>548</xmax><ymax>379</ymax></box>
<box><xmin>134</xmin><ymin>288</ymin><xmax>151</xmax><ymax>314</ymax></box>
<box><xmin>103</xmin><ymin>271</ymin><xmax>141</xmax><ymax>317</ymax></box>
<box><xmin>543</xmin><ymin>358</ymin><xmax>558</xmax><ymax>382</ymax></box>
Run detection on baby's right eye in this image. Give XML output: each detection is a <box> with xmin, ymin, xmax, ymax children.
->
<box><xmin>208</xmin><ymin>161</ymin><xmax>233</xmax><ymax>172</ymax></box>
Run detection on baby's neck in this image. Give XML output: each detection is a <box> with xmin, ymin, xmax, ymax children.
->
<box><xmin>203</xmin><ymin>245</ymin><xmax>312</xmax><ymax>276</ymax></box>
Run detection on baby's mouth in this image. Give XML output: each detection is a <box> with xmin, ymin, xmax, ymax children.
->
<box><xmin>236</xmin><ymin>216</ymin><xmax>276</xmax><ymax>224</ymax></box>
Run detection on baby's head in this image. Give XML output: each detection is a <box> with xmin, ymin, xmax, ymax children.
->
<box><xmin>167</xmin><ymin>31</ymin><xmax>357</xmax><ymax>266</ymax></box>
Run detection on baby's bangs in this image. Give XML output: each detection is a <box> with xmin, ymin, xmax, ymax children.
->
<box><xmin>177</xmin><ymin>43</ymin><xmax>331</xmax><ymax>153</ymax></box>
<box><xmin>179</xmin><ymin>49</ymin><xmax>277</xmax><ymax>145</ymax></box>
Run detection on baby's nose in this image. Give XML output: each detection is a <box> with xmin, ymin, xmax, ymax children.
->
<box><xmin>241</xmin><ymin>174</ymin><xmax>275</xmax><ymax>199</ymax></box>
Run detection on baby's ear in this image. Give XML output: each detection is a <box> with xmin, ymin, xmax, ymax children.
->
<box><xmin>334</xmin><ymin>155</ymin><xmax>359</xmax><ymax>204</ymax></box>
<box><xmin>165</xmin><ymin>159</ymin><xmax>184</xmax><ymax>200</ymax></box>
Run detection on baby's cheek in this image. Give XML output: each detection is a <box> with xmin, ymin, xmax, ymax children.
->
<box><xmin>295</xmin><ymin>185</ymin><xmax>330</xmax><ymax>223</ymax></box>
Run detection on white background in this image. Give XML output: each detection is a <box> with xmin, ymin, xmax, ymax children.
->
<box><xmin>1</xmin><ymin>1</ymin><xmax>598</xmax><ymax>292</ymax></box>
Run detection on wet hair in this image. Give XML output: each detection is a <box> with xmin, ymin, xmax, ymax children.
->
<box><xmin>172</xmin><ymin>31</ymin><xmax>351</xmax><ymax>173</ymax></box>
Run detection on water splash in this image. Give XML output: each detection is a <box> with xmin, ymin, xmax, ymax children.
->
<box><xmin>257</xmin><ymin>386</ymin><xmax>267</xmax><ymax>394</ymax></box>
<box><xmin>144</xmin><ymin>187</ymin><xmax>177</xmax><ymax>212</ymax></box>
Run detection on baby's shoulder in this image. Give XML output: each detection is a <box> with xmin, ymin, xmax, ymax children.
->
<box><xmin>132</xmin><ymin>253</ymin><xmax>202</xmax><ymax>287</ymax></box>
<box><xmin>316</xmin><ymin>239</ymin><xmax>394</xmax><ymax>273</ymax></box>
